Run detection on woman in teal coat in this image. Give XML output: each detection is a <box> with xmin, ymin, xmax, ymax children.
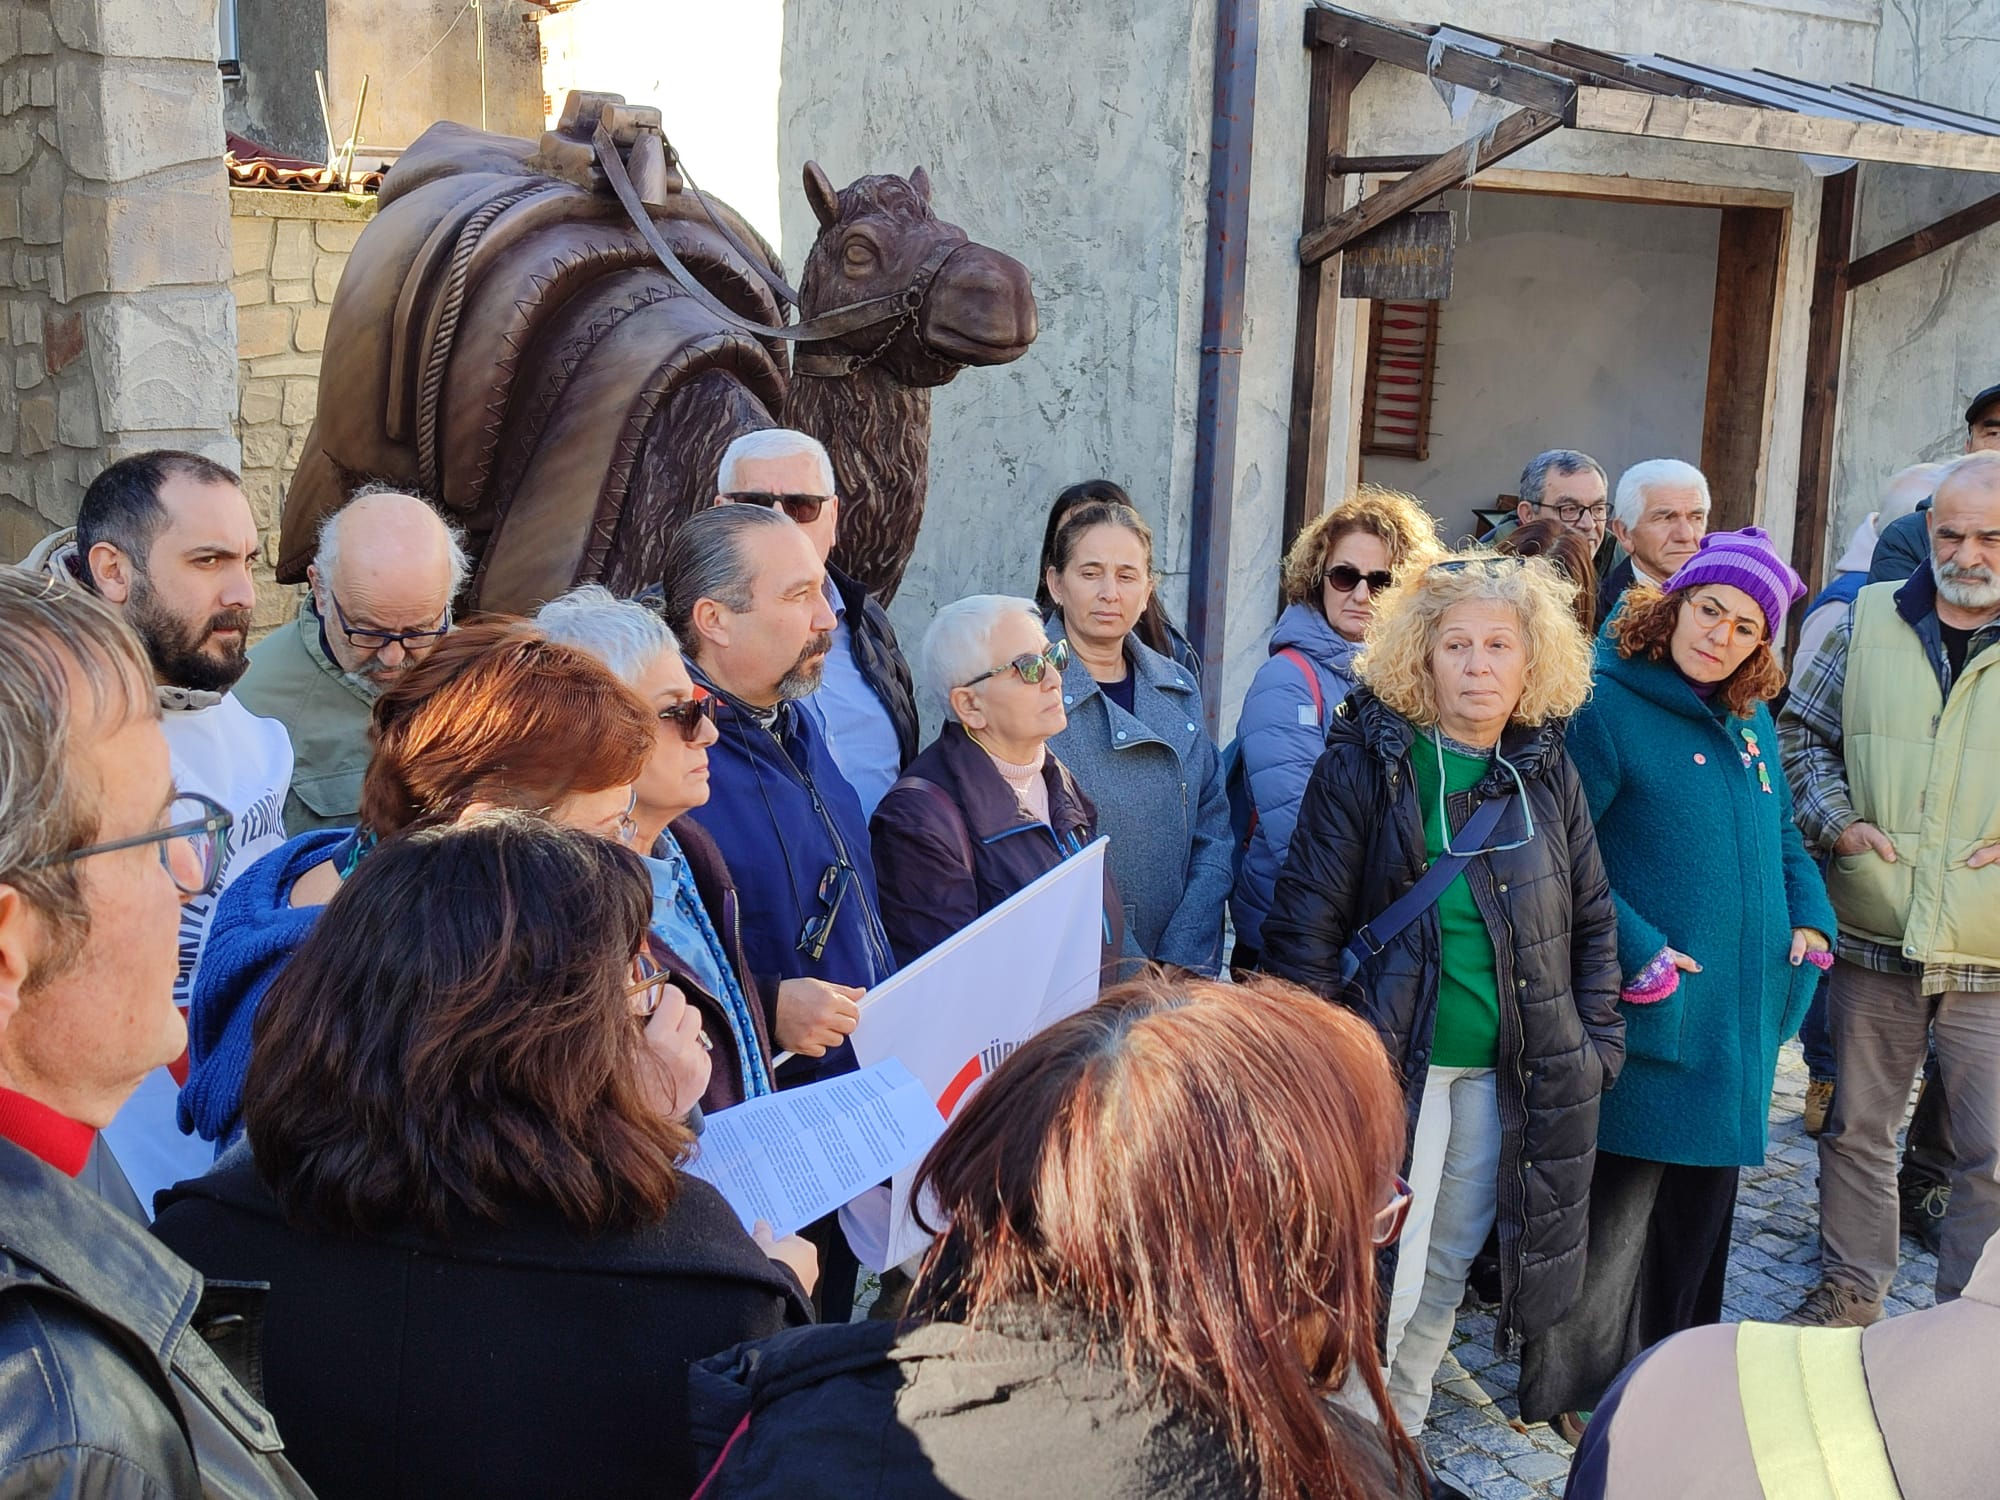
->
<box><xmin>1520</xmin><ymin>528</ymin><xmax>1836</xmax><ymax>1430</ymax></box>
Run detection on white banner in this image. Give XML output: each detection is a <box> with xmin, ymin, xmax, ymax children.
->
<box><xmin>842</xmin><ymin>838</ymin><xmax>1110</xmax><ymax>1270</ymax></box>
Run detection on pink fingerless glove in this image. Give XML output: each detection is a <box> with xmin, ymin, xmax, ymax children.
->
<box><xmin>1803</xmin><ymin>948</ymin><xmax>1835</xmax><ymax>972</ymax></box>
<box><xmin>1621</xmin><ymin>949</ymin><xmax>1680</xmax><ymax>1005</ymax></box>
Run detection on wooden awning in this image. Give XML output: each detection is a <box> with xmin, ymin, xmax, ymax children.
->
<box><xmin>1299</xmin><ymin>6</ymin><xmax>2000</xmax><ymax>265</ymax></box>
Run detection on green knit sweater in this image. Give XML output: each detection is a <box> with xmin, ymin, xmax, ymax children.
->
<box><xmin>1411</xmin><ymin>733</ymin><xmax>1501</xmax><ymax>1068</ymax></box>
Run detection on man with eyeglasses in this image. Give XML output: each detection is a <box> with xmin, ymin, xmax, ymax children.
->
<box><xmin>1511</xmin><ymin>448</ymin><xmax>1610</xmax><ymax>556</ymax></box>
<box><xmin>0</xmin><ymin>566</ymin><xmax>314</xmax><ymax>1495</ymax></box>
<box><xmin>237</xmin><ymin>486</ymin><xmax>467</xmax><ymax>833</ymax></box>
<box><xmin>715</xmin><ymin>429</ymin><xmax>917</xmax><ymax>818</ymax></box>
<box><xmin>26</xmin><ymin>451</ymin><xmax>294</xmax><ymax>1211</ymax></box>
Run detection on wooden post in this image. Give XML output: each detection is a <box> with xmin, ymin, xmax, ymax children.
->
<box><xmin>1792</xmin><ymin>168</ymin><xmax>1857</xmax><ymax>621</ymax></box>
<box><xmin>1700</xmin><ymin>206</ymin><xmax>1787</xmax><ymax>532</ymax></box>
<box><xmin>1282</xmin><ymin>41</ymin><xmax>1365</xmax><ymax>560</ymax></box>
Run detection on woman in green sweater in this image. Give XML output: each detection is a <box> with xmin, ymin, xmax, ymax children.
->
<box><xmin>1520</xmin><ymin>527</ymin><xmax>1836</xmax><ymax>1433</ymax></box>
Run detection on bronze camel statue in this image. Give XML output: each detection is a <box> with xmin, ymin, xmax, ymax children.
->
<box><xmin>276</xmin><ymin>91</ymin><xmax>1038</xmax><ymax>609</ymax></box>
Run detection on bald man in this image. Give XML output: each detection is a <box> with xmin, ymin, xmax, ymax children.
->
<box><xmin>237</xmin><ymin>487</ymin><xmax>467</xmax><ymax>832</ymax></box>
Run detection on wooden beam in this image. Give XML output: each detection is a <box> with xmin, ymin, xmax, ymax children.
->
<box><xmin>1849</xmin><ymin>188</ymin><xmax>2000</xmax><ymax>287</ymax></box>
<box><xmin>1792</xmin><ymin>169</ymin><xmax>1858</xmax><ymax>619</ymax></box>
<box><xmin>1574</xmin><ymin>86</ymin><xmax>2000</xmax><ymax>174</ymax></box>
<box><xmin>1300</xmin><ymin>107</ymin><xmax>1562</xmax><ymax>266</ymax></box>
<box><xmin>1701</xmin><ymin>206</ymin><xmax>1787</xmax><ymax>532</ymax></box>
<box><xmin>1306</xmin><ymin>7</ymin><xmax>1577</xmax><ymax>120</ymax></box>
<box><xmin>1458</xmin><ymin>167</ymin><xmax>1792</xmax><ymax>210</ymax></box>
<box><xmin>1283</xmin><ymin>44</ymin><xmax>1366</xmax><ymax>556</ymax></box>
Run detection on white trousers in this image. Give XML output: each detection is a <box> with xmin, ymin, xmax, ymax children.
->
<box><xmin>1382</xmin><ymin>1065</ymin><xmax>1501</xmax><ymax>1431</ymax></box>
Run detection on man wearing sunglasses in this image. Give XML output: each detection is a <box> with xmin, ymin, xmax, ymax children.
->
<box><xmin>715</xmin><ymin>430</ymin><xmax>917</xmax><ymax>819</ymax></box>
<box><xmin>238</xmin><ymin>487</ymin><xmax>467</xmax><ymax>834</ymax></box>
<box><xmin>27</xmin><ymin>452</ymin><xmax>294</xmax><ymax>1211</ymax></box>
<box><xmin>0</xmin><ymin>567</ymin><xmax>314</xmax><ymax>1496</ymax></box>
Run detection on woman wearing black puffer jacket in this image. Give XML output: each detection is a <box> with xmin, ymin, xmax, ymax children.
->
<box><xmin>1262</xmin><ymin>552</ymin><xmax>1623</xmax><ymax>1438</ymax></box>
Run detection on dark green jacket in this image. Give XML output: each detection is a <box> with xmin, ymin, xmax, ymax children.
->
<box><xmin>236</xmin><ymin>597</ymin><xmax>372</xmax><ymax>834</ymax></box>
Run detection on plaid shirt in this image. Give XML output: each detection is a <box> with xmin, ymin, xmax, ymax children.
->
<box><xmin>1777</xmin><ymin>598</ymin><xmax>2000</xmax><ymax>996</ymax></box>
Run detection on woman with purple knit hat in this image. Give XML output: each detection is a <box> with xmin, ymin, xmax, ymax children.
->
<box><xmin>1519</xmin><ymin>527</ymin><xmax>1837</xmax><ymax>1438</ymax></box>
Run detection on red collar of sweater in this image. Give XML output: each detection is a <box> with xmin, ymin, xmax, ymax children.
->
<box><xmin>0</xmin><ymin>1086</ymin><xmax>94</xmax><ymax>1176</ymax></box>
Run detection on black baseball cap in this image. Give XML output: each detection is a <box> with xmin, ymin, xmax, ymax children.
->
<box><xmin>1967</xmin><ymin>384</ymin><xmax>2000</xmax><ymax>426</ymax></box>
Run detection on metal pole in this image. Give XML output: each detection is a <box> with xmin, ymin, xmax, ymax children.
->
<box><xmin>1187</xmin><ymin>0</ymin><xmax>1259</xmax><ymax>731</ymax></box>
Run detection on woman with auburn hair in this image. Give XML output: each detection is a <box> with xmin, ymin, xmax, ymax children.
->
<box><xmin>180</xmin><ymin>619</ymin><xmax>661</xmax><ymax>1149</ymax></box>
<box><xmin>1261</xmin><ymin>552</ymin><xmax>1623</xmax><ymax>1437</ymax></box>
<box><xmin>154</xmin><ymin>814</ymin><xmax>815</xmax><ymax>1500</ymax></box>
<box><xmin>688</xmin><ymin>974</ymin><xmax>1426</xmax><ymax>1500</ymax></box>
<box><xmin>1518</xmin><ymin>529</ymin><xmax>1832</xmax><ymax>1437</ymax></box>
<box><xmin>1498</xmin><ymin>515</ymin><xmax>1598</xmax><ymax>634</ymax></box>
<box><xmin>1231</xmin><ymin>485</ymin><xmax>1440</xmax><ymax>969</ymax></box>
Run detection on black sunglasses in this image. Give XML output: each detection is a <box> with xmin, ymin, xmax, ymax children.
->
<box><xmin>722</xmin><ymin>491</ymin><xmax>830</xmax><ymax>524</ymax></box>
<box><xmin>1325</xmin><ymin>563</ymin><xmax>1394</xmax><ymax>594</ymax></box>
<box><xmin>657</xmin><ymin>687</ymin><xmax>717</xmax><ymax>744</ymax></box>
<box><xmin>796</xmin><ymin>862</ymin><xmax>855</xmax><ymax>961</ymax></box>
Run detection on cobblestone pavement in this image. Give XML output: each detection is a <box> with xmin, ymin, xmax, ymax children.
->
<box><xmin>1419</xmin><ymin>1042</ymin><xmax>1940</xmax><ymax>1498</ymax></box>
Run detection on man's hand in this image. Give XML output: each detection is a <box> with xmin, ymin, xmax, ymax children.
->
<box><xmin>1833</xmin><ymin>821</ymin><xmax>1897</xmax><ymax>862</ymax></box>
<box><xmin>1968</xmin><ymin>842</ymin><xmax>2000</xmax><ymax>870</ymax></box>
<box><xmin>774</xmin><ymin>978</ymin><xmax>864</xmax><ymax>1057</ymax></box>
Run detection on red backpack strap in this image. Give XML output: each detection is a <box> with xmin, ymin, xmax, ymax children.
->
<box><xmin>1276</xmin><ymin>647</ymin><xmax>1324</xmax><ymax>723</ymax></box>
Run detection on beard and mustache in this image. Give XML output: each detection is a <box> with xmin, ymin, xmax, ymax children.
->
<box><xmin>775</xmin><ymin>630</ymin><xmax>834</xmax><ymax>701</ymax></box>
<box><xmin>1936</xmin><ymin>555</ymin><xmax>2000</xmax><ymax>610</ymax></box>
<box><xmin>126</xmin><ymin>573</ymin><xmax>252</xmax><ymax>693</ymax></box>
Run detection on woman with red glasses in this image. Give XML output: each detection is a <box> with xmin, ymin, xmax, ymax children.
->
<box><xmin>1229</xmin><ymin>487</ymin><xmax>1440</xmax><ymax>974</ymax></box>
<box><xmin>689</xmin><ymin>974</ymin><xmax>1427</xmax><ymax>1500</ymax></box>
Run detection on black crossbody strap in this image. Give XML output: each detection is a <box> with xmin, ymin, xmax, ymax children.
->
<box><xmin>1339</xmin><ymin>794</ymin><xmax>1511</xmax><ymax>982</ymax></box>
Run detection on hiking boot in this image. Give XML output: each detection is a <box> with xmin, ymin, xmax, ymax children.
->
<box><xmin>1901</xmin><ymin>1179</ymin><xmax>1949</xmax><ymax>1256</ymax></box>
<box><xmin>1802</xmin><ymin>1076</ymin><xmax>1835</xmax><ymax>1136</ymax></box>
<box><xmin>1781</xmin><ymin>1282</ymin><xmax>1884</xmax><ymax>1328</ymax></box>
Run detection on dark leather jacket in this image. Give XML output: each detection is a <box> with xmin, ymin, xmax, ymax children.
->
<box><xmin>1261</xmin><ymin>689</ymin><xmax>1623</xmax><ymax>1350</ymax></box>
<box><xmin>0</xmin><ymin>1139</ymin><xmax>314</xmax><ymax>1499</ymax></box>
<box><xmin>827</xmin><ymin>562</ymin><xmax>919</xmax><ymax>771</ymax></box>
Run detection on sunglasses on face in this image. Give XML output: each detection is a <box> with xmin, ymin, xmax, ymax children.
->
<box><xmin>657</xmin><ymin>684</ymin><xmax>716</xmax><ymax>743</ymax></box>
<box><xmin>722</xmin><ymin>491</ymin><xmax>830</xmax><ymax>524</ymax></box>
<box><xmin>962</xmin><ymin>638</ymin><xmax>1070</xmax><ymax>688</ymax></box>
<box><xmin>1324</xmin><ymin>563</ymin><xmax>1394</xmax><ymax>595</ymax></box>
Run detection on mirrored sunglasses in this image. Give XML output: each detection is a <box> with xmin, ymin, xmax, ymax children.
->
<box><xmin>962</xmin><ymin>638</ymin><xmax>1070</xmax><ymax>688</ymax></box>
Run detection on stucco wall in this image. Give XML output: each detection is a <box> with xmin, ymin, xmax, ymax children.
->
<box><xmin>1363</xmin><ymin>191</ymin><xmax>1721</xmax><ymax>535</ymax></box>
<box><xmin>0</xmin><ymin>0</ymin><xmax>240</xmax><ymax>564</ymax></box>
<box><xmin>327</xmin><ymin>0</ymin><xmax>543</xmax><ymax>153</ymax></box>
<box><xmin>230</xmin><ymin>186</ymin><xmax>374</xmax><ymax>627</ymax></box>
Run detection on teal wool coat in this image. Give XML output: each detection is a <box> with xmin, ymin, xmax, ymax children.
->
<box><xmin>1566</xmin><ymin>644</ymin><xmax>1836</xmax><ymax>1167</ymax></box>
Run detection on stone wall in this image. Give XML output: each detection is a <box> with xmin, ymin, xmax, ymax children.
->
<box><xmin>229</xmin><ymin>186</ymin><xmax>374</xmax><ymax>625</ymax></box>
<box><xmin>0</xmin><ymin>0</ymin><xmax>238</xmax><ymax>564</ymax></box>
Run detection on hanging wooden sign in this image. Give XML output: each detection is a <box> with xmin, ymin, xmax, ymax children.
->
<box><xmin>1340</xmin><ymin>211</ymin><xmax>1454</xmax><ymax>300</ymax></box>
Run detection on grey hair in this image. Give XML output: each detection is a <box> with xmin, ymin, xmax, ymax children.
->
<box><xmin>1613</xmin><ymin>459</ymin><xmax>1711</xmax><ymax>531</ymax></box>
<box><xmin>0</xmin><ymin>566</ymin><xmax>156</xmax><ymax>987</ymax></box>
<box><xmin>314</xmin><ymin>484</ymin><xmax>472</xmax><ymax>597</ymax></box>
<box><xmin>658</xmin><ymin>503</ymin><xmax>799</xmax><ymax>642</ymax></box>
<box><xmin>1517</xmin><ymin>449</ymin><xmax>1606</xmax><ymax>510</ymax></box>
<box><xmin>922</xmin><ymin>594</ymin><xmax>1043</xmax><ymax>714</ymax></box>
<box><xmin>535</xmin><ymin>584</ymin><xmax>683</xmax><ymax>686</ymax></box>
<box><xmin>1880</xmin><ymin>461</ymin><xmax>1947</xmax><ymax>527</ymax></box>
<box><xmin>716</xmin><ymin>428</ymin><xmax>836</xmax><ymax>494</ymax></box>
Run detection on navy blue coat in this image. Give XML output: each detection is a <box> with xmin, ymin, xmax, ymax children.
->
<box><xmin>681</xmin><ymin>670</ymin><xmax>895</xmax><ymax>1072</ymax></box>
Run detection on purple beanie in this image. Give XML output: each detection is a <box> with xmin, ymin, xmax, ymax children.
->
<box><xmin>1660</xmin><ymin>526</ymin><xmax>1805</xmax><ymax>638</ymax></box>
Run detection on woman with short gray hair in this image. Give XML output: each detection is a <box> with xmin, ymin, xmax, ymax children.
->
<box><xmin>870</xmin><ymin>595</ymin><xmax>1112</xmax><ymax>967</ymax></box>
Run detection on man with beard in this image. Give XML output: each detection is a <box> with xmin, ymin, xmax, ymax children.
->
<box><xmin>1781</xmin><ymin>450</ymin><xmax>2000</xmax><ymax>1327</ymax></box>
<box><xmin>28</xmin><ymin>451</ymin><xmax>293</xmax><ymax>1211</ymax></box>
<box><xmin>659</xmin><ymin>504</ymin><xmax>892</xmax><ymax>1089</ymax></box>
<box><xmin>237</xmin><ymin>487</ymin><xmax>466</xmax><ymax>833</ymax></box>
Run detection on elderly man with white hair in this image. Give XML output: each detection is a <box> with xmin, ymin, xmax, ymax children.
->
<box><xmin>715</xmin><ymin>429</ymin><xmax>917</xmax><ymax>817</ymax></box>
<box><xmin>237</xmin><ymin>485</ymin><xmax>467</xmax><ymax>833</ymax></box>
<box><xmin>1596</xmin><ymin>459</ymin><xmax>1712</xmax><ymax>626</ymax></box>
<box><xmin>869</xmin><ymin>594</ymin><xmax>1117</xmax><ymax>968</ymax></box>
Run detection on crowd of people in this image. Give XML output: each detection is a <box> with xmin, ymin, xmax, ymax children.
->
<box><xmin>1</xmin><ymin>390</ymin><xmax>1997</xmax><ymax>1499</ymax></box>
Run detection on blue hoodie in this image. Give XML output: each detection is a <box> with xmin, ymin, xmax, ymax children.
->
<box><xmin>178</xmin><ymin>828</ymin><xmax>349</xmax><ymax>1149</ymax></box>
<box><xmin>1227</xmin><ymin>603</ymin><xmax>1363</xmax><ymax>952</ymax></box>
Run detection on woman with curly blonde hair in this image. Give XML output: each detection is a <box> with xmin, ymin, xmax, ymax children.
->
<box><xmin>1262</xmin><ymin>552</ymin><xmax>1624</xmax><ymax>1437</ymax></box>
<box><xmin>1229</xmin><ymin>487</ymin><xmax>1440</xmax><ymax>967</ymax></box>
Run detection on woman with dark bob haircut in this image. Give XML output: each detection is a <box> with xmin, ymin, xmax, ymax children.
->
<box><xmin>181</xmin><ymin>619</ymin><xmax>659</xmax><ymax>1147</ymax></box>
<box><xmin>153</xmin><ymin>814</ymin><xmax>815</xmax><ymax>1500</ymax></box>
<box><xmin>688</xmin><ymin>974</ymin><xmax>1427</xmax><ymax>1500</ymax></box>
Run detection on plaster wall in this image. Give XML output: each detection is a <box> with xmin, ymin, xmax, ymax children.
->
<box><xmin>223</xmin><ymin>0</ymin><xmax>329</xmax><ymax>161</ymax></box>
<box><xmin>1363</xmin><ymin>190</ymin><xmax>1721</xmax><ymax>537</ymax></box>
<box><xmin>538</xmin><ymin>0</ymin><xmax>785</xmax><ymax>247</ymax></box>
<box><xmin>325</xmin><ymin>0</ymin><xmax>542</xmax><ymax>153</ymax></box>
